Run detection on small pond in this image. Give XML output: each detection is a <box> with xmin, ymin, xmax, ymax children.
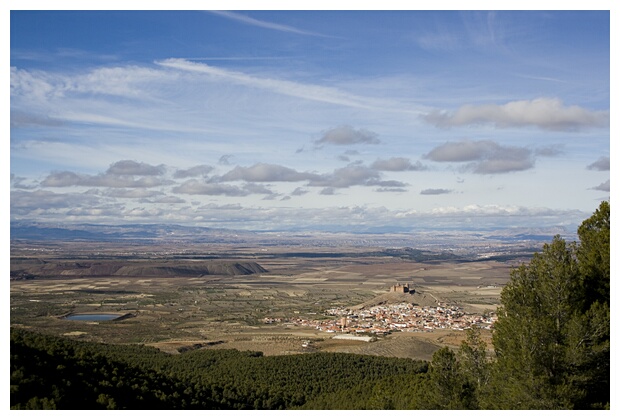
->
<box><xmin>64</xmin><ymin>313</ymin><xmax>123</xmax><ymax>321</ymax></box>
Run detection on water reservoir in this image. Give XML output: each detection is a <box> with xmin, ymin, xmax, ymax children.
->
<box><xmin>64</xmin><ymin>313</ymin><xmax>123</xmax><ymax>321</ymax></box>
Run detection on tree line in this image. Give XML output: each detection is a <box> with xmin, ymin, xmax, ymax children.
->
<box><xmin>10</xmin><ymin>327</ymin><xmax>428</xmax><ymax>409</ymax></box>
<box><xmin>417</xmin><ymin>201</ymin><xmax>610</xmax><ymax>409</ymax></box>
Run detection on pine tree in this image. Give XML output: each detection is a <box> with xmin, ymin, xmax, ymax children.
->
<box><xmin>417</xmin><ymin>347</ymin><xmax>477</xmax><ymax>409</ymax></box>
<box><xmin>488</xmin><ymin>201</ymin><xmax>610</xmax><ymax>409</ymax></box>
<box><xmin>458</xmin><ymin>326</ymin><xmax>490</xmax><ymax>404</ymax></box>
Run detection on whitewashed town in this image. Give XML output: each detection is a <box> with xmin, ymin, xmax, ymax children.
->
<box><xmin>264</xmin><ymin>283</ymin><xmax>497</xmax><ymax>336</ymax></box>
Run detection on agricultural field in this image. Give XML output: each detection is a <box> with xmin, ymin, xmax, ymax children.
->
<box><xmin>10</xmin><ymin>243</ymin><xmax>517</xmax><ymax>360</ymax></box>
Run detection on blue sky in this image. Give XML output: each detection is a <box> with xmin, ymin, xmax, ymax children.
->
<box><xmin>8</xmin><ymin>4</ymin><xmax>613</xmax><ymax>232</ymax></box>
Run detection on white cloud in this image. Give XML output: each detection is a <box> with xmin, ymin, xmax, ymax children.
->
<box><xmin>424</xmin><ymin>140</ymin><xmax>535</xmax><ymax>174</ymax></box>
<box><xmin>11</xmin><ymin>189</ymin><xmax>102</xmax><ymax>214</ymax></box>
<box><xmin>172</xmin><ymin>180</ymin><xmax>250</xmax><ymax>196</ymax></box>
<box><xmin>10</xmin><ymin>174</ymin><xmax>36</xmax><ymax>190</ymax></box>
<box><xmin>425</xmin><ymin>140</ymin><xmax>495</xmax><ymax>162</ymax></box>
<box><xmin>10</xmin><ymin>185</ymin><xmax>591</xmax><ymax>232</ymax></box>
<box><xmin>244</xmin><ymin>183</ymin><xmax>278</xmax><ymax>195</ymax></box>
<box><xmin>371</xmin><ymin>157</ymin><xmax>427</xmax><ymax>171</ymax></box>
<box><xmin>10</xmin><ymin>67</ymin><xmax>55</xmax><ymax>104</ymax></box>
<box><xmin>70</xmin><ymin>65</ymin><xmax>170</xmax><ymax>99</ymax></box>
<box><xmin>123</xmin><ymin>207</ymin><xmax>165</xmax><ymax>218</ymax></box>
<box><xmin>97</xmin><ymin>188</ymin><xmax>164</xmax><ymax>199</ymax></box>
<box><xmin>290</xmin><ymin>187</ymin><xmax>309</xmax><ymax>196</ymax></box>
<box><xmin>315</xmin><ymin>126</ymin><xmax>380</xmax><ymax>146</ymax></box>
<box><xmin>218</xmin><ymin>155</ymin><xmax>234</xmax><ymax>165</ymax></box>
<box><xmin>107</xmin><ymin>160</ymin><xmax>165</xmax><ymax>176</ymax></box>
<box><xmin>429</xmin><ymin>204</ymin><xmax>549</xmax><ymax>217</ymax></box>
<box><xmin>11</xmin><ymin>65</ymin><xmax>166</xmax><ymax>103</ymax></box>
<box><xmin>424</xmin><ymin>98</ymin><xmax>609</xmax><ymax>131</ymax></box>
<box><xmin>420</xmin><ymin>188</ymin><xmax>453</xmax><ymax>195</ymax></box>
<box><xmin>65</xmin><ymin>207</ymin><xmax>123</xmax><ymax>218</ymax></box>
<box><xmin>309</xmin><ymin>165</ymin><xmax>380</xmax><ymax>188</ymax></box>
<box><xmin>592</xmin><ymin>180</ymin><xmax>610</xmax><ymax>192</ymax></box>
<box><xmin>220</xmin><ymin>163</ymin><xmax>321</xmax><ymax>182</ymax></box>
<box><xmin>41</xmin><ymin>171</ymin><xmax>170</xmax><ymax>188</ymax></box>
<box><xmin>375</xmin><ymin>187</ymin><xmax>407</xmax><ymax>193</ymax></box>
<box><xmin>173</xmin><ymin>165</ymin><xmax>214</xmax><ymax>179</ymax></box>
<box><xmin>139</xmin><ymin>196</ymin><xmax>186</xmax><ymax>204</ymax></box>
<box><xmin>587</xmin><ymin>157</ymin><xmax>610</xmax><ymax>171</ymax></box>
<box><xmin>466</xmin><ymin>156</ymin><xmax>533</xmax><ymax>174</ymax></box>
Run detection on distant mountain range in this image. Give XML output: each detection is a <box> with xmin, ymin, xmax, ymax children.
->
<box><xmin>10</xmin><ymin>221</ymin><xmax>575</xmax><ymax>250</ymax></box>
<box><xmin>10</xmin><ymin>221</ymin><xmax>242</xmax><ymax>243</ymax></box>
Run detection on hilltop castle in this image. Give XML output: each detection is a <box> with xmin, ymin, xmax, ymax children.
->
<box><xmin>390</xmin><ymin>283</ymin><xmax>414</xmax><ymax>294</ymax></box>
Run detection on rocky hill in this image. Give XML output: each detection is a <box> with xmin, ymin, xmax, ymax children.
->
<box><xmin>349</xmin><ymin>290</ymin><xmax>439</xmax><ymax>310</ymax></box>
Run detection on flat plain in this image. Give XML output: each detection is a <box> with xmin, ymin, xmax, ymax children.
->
<box><xmin>10</xmin><ymin>238</ymin><xmax>526</xmax><ymax>361</ymax></box>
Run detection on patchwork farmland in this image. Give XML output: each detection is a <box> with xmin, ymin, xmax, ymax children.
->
<box><xmin>10</xmin><ymin>242</ymin><xmax>516</xmax><ymax>360</ymax></box>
